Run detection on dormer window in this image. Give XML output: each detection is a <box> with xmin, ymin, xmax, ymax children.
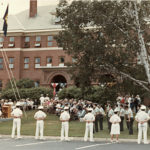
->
<box><xmin>55</xmin><ymin>16</ymin><xmax>61</xmax><ymax>24</ymax></box>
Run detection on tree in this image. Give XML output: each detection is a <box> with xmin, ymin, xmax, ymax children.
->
<box><xmin>56</xmin><ymin>0</ymin><xmax>150</xmax><ymax>93</ymax></box>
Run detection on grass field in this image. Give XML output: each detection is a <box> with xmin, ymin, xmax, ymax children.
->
<box><xmin>0</xmin><ymin>110</ymin><xmax>150</xmax><ymax>139</ymax></box>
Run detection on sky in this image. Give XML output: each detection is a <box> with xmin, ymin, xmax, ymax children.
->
<box><xmin>0</xmin><ymin>0</ymin><xmax>61</xmax><ymax>18</ymax></box>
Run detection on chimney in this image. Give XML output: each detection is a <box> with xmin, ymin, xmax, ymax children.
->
<box><xmin>29</xmin><ymin>0</ymin><xmax>37</xmax><ymax>17</ymax></box>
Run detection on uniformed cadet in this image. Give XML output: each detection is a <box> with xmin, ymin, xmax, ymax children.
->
<box><xmin>93</xmin><ymin>104</ymin><xmax>100</xmax><ymax>132</ymax></box>
<box><xmin>83</xmin><ymin>108</ymin><xmax>95</xmax><ymax>142</ymax></box>
<box><xmin>99</xmin><ymin>105</ymin><xmax>105</xmax><ymax>130</ymax></box>
<box><xmin>60</xmin><ymin>106</ymin><xmax>70</xmax><ymax>141</ymax></box>
<box><xmin>135</xmin><ymin>105</ymin><xmax>150</xmax><ymax>144</ymax></box>
<box><xmin>39</xmin><ymin>94</ymin><xmax>45</xmax><ymax>106</ymax></box>
<box><xmin>11</xmin><ymin>103</ymin><xmax>23</xmax><ymax>139</ymax></box>
<box><xmin>108</xmin><ymin>105</ymin><xmax>114</xmax><ymax>132</ymax></box>
<box><xmin>119</xmin><ymin>105</ymin><xmax>125</xmax><ymax>131</ymax></box>
<box><xmin>109</xmin><ymin>110</ymin><xmax>121</xmax><ymax>143</ymax></box>
<box><xmin>125</xmin><ymin>106</ymin><xmax>134</xmax><ymax>135</ymax></box>
<box><xmin>34</xmin><ymin>106</ymin><xmax>47</xmax><ymax>140</ymax></box>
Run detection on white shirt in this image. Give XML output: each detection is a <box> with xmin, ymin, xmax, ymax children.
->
<box><xmin>34</xmin><ymin>110</ymin><xmax>47</xmax><ymax>119</ymax></box>
<box><xmin>40</xmin><ymin>96</ymin><xmax>45</xmax><ymax>104</ymax></box>
<box><xmin>126</xmin><ymin>108</ymin><xmax>133</xmax><ymax>118</ymax></box>
<box><xmin>83</xmin><ymin>112</ymin><xmax>95</xmax><ymax>122</ymax></box>
<box><xmin>108</xmin><ymin>109</ymin><xmax>114</xmax><ymax>117</ymax></box>
<box><xmin>120</xmin><ymin>108</ymin><xmax>125</xmax><ymax>117</ymax></box>
<box><xmin>11</xmin><ymin>108</ymin><xmax>23</xmax><ymax>117</ymax></box>
<box><xmin>60</xmin><ymin>111</ymin><xmax>70</xmax><ymax>121</ymax></box>
<box><xmin>99</xmin><ymin>107</ymin><xmax>105</xmax><ymax>115</ymax></box>
<box><xmin>93</xmin><ymin>107</ymin><xmax>100</xmax><ymax>115</ymax></box>
<box><xmin>110</xmin><ymin>114</ymin><xmax>121</xmax><ymax>124</ymax></box>
<box><xmin>135</xmin><ymin>111</ymin><xmax>149</xmax><ymax>122</ymax></box>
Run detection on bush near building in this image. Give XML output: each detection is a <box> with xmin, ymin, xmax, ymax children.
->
<box><xmin>1</xmin><ymin>87</ymin><xmax>53</xmax><ymax>100</ymax></box>
<box><xmin>58</xmin><ymin>86</ymin><xmax>117</xmax><ymax>104</ymax></box>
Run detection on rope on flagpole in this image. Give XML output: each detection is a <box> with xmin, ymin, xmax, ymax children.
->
<box><xmin>2</xmin><ymin>49</ymin><xmax>27</xmax><ymax>118</ymax></box>
<box><xmin>0</xmin><ymin>48</ymin><xmax>18</xmax><ymax>101</ymax></box>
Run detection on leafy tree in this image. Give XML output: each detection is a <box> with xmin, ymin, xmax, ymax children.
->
<box><xmin>56</xmin><ymin>0</ymin><xmax>150</xmax><ymax>94</ymax></box>
<box><xmin>6</xmin><ymin>78</ymin><xmax>35</xmax><ymax>89</ymax></box>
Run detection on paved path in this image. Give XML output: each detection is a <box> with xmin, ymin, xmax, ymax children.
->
<box><xmin>0</xmin><ymin>137</ymin><xmax>149</xmax><ymax>150</ymax></box>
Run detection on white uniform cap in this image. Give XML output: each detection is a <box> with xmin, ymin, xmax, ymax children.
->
<box><xmin>141</xmin><ymin>105</ymin><xmax>146</xmax><ymax>110</ymax></box>
<box><xmin>38</xmin><ymin>106</ymin><xmax>44</xmax><ymax>109</ymax></box>
<box><xmin>16</xmin><ymin>103</ymin><xmax>21</xmax><ymax>106</ymax></box>
<box><xmin>64</xmin><ymin>107</ymin><xmax>69</xmax><ymax>110</ymax></box>
<box><xmin>88</xmin><ymin>108</ymin><xmax>93</xmax><ymax>111</ymax></box>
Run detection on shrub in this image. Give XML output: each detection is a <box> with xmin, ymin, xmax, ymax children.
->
<box><xmin>1</xmin><ymin>87</ymin><xmax>53</xmax><ymax>100</ymax></box>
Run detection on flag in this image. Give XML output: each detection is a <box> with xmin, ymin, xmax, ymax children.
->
<box><xmin>3</xmin><ymin>5</ymin><xmax>9</xmax><ymax>36</ymax></box>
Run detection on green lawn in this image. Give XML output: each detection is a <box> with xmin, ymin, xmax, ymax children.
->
<box><xmin>0</xmin><ymin>110</ymin><xmax>150</xmax><ymax>139</ymax></box>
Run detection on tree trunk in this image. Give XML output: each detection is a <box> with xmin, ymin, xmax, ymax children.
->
<box><xmin>134</xmin><ymin>3</ymin><xmax>150</xmax><ymax>84</ymax></box>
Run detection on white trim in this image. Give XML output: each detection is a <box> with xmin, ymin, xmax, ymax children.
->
<box><xmin>39</xmin><ymin>66</ymin><xmax>67</xmax><ymax>69</ymax></box>
<box><xmin>0</xmin><ymin>28</ymin><xmax>63</xmax><ymax>34</ymax></box>
<box><xmin>0</xmin><ymin>47</ymin><xmax>63</xmax><ymax>52</ymax></box>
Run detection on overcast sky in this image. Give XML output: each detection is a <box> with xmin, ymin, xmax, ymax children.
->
<box><xmin>0</xmin><ymin>0</ymin><xmax>61</xmax><ymax>18</ymax></box>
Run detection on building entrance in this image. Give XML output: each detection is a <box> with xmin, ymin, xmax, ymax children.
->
<box><xmin>51</xmin><ymin>75</ymin><xmax>67</xmax><ymax>92</ymax></box>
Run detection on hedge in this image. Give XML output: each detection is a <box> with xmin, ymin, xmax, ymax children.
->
<box><xmin>1</xmin><ymin>87</ymin><xmax>53</xmax><ymax>100</ymax></box>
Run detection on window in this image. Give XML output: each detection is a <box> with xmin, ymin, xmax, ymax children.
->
<box><xmin>48</xmin><ymin>36</ymin><xmax>53</xmax><ymax>41</ymax></box>
<box><xmin>59</xmin><ymin>57</ymin><xmax>65</xmax><ymax>67</ymax></box>
<box><xmin>9</xmin><ymin>37</ymin><xmax>14</xmax><ymax>42</ymax></box>
<box><xmin>59</xmin><ymin>57</ymin><xmax>65</xmax><ymax>63</ymax></box>
<box><xmin>0</xmin><ymin>58</ymin><xmax>3</xmax><ymax>69</ymax></box>
<box><xmin>24</xmin><ymin>58</ymin><xmax>29</xmax><ymax>69</ymax></box>
<box><xmin>9</xmin><ymin>57</ymin><xmax>14</xmax><ymax>69</ymax></box>
<box><xmin>36</xmin><ymin>36</ymin><xmax>41</xmax><ymax>42</ymax></box>
<box><xmin>25</xmin><ymin>37</ymin><xmax>30</xmax><ymax>42</ymax></box>
<box><xmin>0</xmin><ymin>80</ymin><xmax>2</xmax><ymax>91</ymax></box>
<box><xmin>47</xmin><ymin>57</ymin><xmax>52</xmax><ymax>67</ymax></box>
<box><xmin>47</xmin><ymin>57</ymin><xmax>52</xmax><ymax>63</ymax></box>
<box><xmin>48</xmin><ymin>36</ymin><xmax>53</xmax><ymax>47</ymax></box>
<box><xmin>35</xmin><ymin>57</ymin><xmax>41</xmax><ymax>68</ymax></box>
<box><xmin>0</xmin><ymin>37</ymin><xmax>4</xmax><ymax>42</ymax></box>
<box><xmin>34</xmin><ymin>81</ymin><xmax>40</xmax><ymax>87</ymax></box>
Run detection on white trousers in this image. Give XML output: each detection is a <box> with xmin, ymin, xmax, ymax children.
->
<box><xmin>138</xmin><ymin>123</ymin><xmax>148</xmax><ymax>144</ymax></box>
<box><xmin>84</xmin><ymin>123</ymin><xmax>94</xmax><ymax>141</ymax></box>
<box><xmin>61</xmin><ymin>122</ymin><xmax>69</xmax><ymax>140</ymax></box>
<box><xmin>11</xmin><ymin>118</ymin><xmax>21</xmax><ymax>138</ymax></box>
<box><xmin>35</xmin><ymin>120</ymin><xmax>44</xmax><ymax>139</ymax></box>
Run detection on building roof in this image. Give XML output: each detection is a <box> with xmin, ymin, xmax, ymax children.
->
<box><xmin>0</xmin><ymin>5</ymin><xmax>61</xmax><ymax>33</ymax></box>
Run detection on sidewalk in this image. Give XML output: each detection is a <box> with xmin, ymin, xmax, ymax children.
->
<box><xmin>0</xmin><ymin>135</ymin><xmax>148</xmax><ymax>143</ymax></box>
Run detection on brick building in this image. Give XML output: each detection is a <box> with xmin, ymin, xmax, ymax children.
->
<box><xmin>0</xmin><ymin>0</ymin><xmax>74</xmax><ymax>91</ymax></box>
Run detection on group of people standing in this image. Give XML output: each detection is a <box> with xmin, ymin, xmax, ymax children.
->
<box><xmin>0</xmin><ymin>94</ymin><xmax>150</xmax><ymax>145</ymax></box>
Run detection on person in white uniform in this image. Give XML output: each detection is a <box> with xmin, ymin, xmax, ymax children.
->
<box><xmin>83</xmin><ymin>108</ymin><xmax>95</xmax><ymax>142</ymax></box>
<box><xmin>109</xmin><ymin>110</ymin><xmax>121</xmax><ymax>143</ymax></box>
<box><xmin>135</xmin><ymin>105</ymin><xmax>150</xmax><ymax>144</ymax></box>
<box><xmin>11</xmin><ymin>103</ymin><xmax>23</xmax><ymax>139</ymax></box>
<box><xmin>34</xmin><ymin>106</ymin><xmax>47</xmax><ymax>140</ymax></box>
<box><xmin>60</xmin><ymin>107</ymin><xmax>70</xmax><ymax>141</ymax></box>
<box><xmin>39</xmin><ymin>94</ymin><xmax>45</xmax><ymax>106</ymax></box>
